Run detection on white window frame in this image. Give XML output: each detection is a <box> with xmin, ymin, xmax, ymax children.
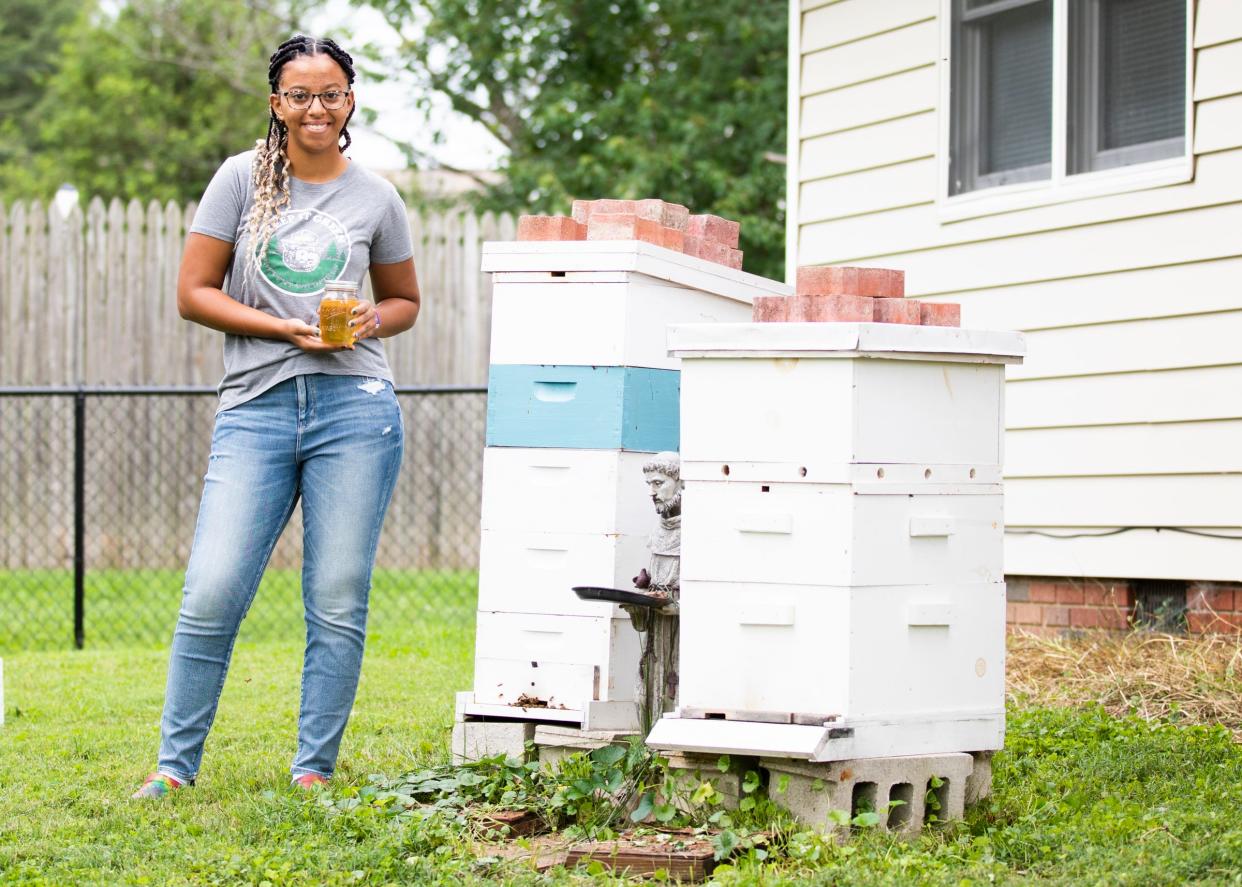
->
<box><xmin>937</xmin><ymin>0</ymin><xmax>1194</xmax><ymax>223</ymax></box>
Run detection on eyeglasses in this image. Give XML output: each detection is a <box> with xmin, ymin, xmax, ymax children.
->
<box><xmin>278</xmin><ymin>89</ymin><xmax>350</xmax><ymax>111</ymax></box>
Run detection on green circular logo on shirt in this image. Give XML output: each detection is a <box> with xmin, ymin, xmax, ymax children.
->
<box><xmin>259</xmin><ymin>208</ymin><xmax>350</xmax><ymax>295</ymax></box>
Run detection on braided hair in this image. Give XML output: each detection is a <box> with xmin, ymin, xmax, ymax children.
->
<box><xmin>244</xmin><ymin>36</ymin><xmax>356</xmax><ymax>284</ymax></box>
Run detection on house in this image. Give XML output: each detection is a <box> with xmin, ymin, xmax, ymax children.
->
<box><xmin>786</xmin><ymin>0</ymin><xmax>1242</xmax><ymax>632</ymax></box>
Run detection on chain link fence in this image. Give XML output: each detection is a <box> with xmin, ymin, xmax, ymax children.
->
<box><xmin>0</xmin><ymin>386</ymin><xmax>485</xmax><ymax>651</ymax></box>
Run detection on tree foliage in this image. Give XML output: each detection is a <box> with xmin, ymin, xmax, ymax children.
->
<box><xmin>365</xmin><ymin>0</ymin><xmax>788</xmax><ymax>279</ymax></box>
<box><xmin>0</xmin><ymin>0</ymin><xmax>318</xmax><ymax>205</ymax></box>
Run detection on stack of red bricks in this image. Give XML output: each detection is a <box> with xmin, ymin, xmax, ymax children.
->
<box><xmin>515</xmin><ymin>199</ymin><xmax>743</xmax><ymax>270</ymax></box>
<box><xmin>752</xmin><ymin>266</ymin><xmax>961</xmax><ymax>327</ymax></box>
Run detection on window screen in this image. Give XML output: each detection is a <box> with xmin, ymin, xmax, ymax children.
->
<box><xmin>1069</xmin><ymin>0</ymin><xmax>1186</xmax><ymax>173</ymax></box>
<box><xmin>982</xmin><ymin>4</ymin><xmax>1054</xmax><ymax>175</ymax></box>
<box><xmin>951</xmin><ymin>0</ymin><xmax>1053</xmax><ymax>195</ymax></box>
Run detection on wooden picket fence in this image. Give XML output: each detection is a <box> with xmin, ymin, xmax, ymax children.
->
<box><xmin>0</xmin><ymin>198</ymin><xmax>515</xmax><ymax>386</ymax></box>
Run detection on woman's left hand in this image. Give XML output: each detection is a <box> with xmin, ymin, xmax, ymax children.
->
<box><xmin>347</xmin><ymin>299</ymin><xmax>380</xmax><ymax>346</ymax></box>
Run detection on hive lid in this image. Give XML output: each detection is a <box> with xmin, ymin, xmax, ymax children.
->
<box><xmin>481</xmin><ymin>240</ymin><xmax>792</xmax><ymax>304</ymax></box>
<box><xmin>666</xmin><ymin>322</ymin><xmax>1026</xmax><ymax>364</ymax></box>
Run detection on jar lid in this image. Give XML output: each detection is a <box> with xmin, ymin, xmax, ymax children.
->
<box><xmin>323</xmin><ymin>278</ymin><xmax>359</xmax><ymax>292</ymax></box>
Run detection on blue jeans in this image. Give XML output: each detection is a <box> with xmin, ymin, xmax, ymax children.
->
<box><xmin>157</xmin><ymin>374</ymin><xmax>403</xmax><ymax>782</ymax></box>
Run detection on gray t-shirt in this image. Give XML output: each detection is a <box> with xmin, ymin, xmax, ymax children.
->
<box><xmin>190</xmin><ymin>150</ymin><xmax>414</xmax><ymax>411</ymax></box>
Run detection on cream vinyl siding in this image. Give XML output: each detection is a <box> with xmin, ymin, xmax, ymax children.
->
<box><xmin>790</xmin><ymin>0</ymin><xmax>1242</xmax><ymax>581</ymax></box>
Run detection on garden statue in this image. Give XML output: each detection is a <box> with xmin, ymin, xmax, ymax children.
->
<box><xmin>572</xmin><ymin>451</ymin><xmax>682</xmax><ymax>732</ymax></box>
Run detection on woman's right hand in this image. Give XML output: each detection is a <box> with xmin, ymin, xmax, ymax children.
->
<box><xmin>281</xmin><ymin>318</ymin><xmax>350</xmax><ymax>352</ymax></box>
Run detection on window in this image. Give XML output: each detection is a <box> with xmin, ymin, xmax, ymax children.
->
<box><xmin>949</xmin><ymin>0</ymin><xmax>1188</xmax><ymax>198</ymax></box>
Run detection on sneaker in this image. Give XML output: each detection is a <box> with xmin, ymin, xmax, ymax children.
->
<box><xmin>131</xmin><ymin>773</ymin><xmax>186</xmax><ymax>799</ymax></box>
<box><xmin>291</xmin><ymin>773</ymin><xmax>329</xmax><ymax>790</ymax></box>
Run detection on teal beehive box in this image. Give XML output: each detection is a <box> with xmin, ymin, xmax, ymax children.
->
<box><xmin>486</xmin><ymin>364</ymin><xmax>679</xmax><ymax>452</ymax></box>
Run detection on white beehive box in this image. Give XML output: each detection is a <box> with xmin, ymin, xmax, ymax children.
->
<box><xmin>472</xmin><ymin>611</ymin><xmax>642</xmax><ymax>710</ymax></box>
<box><xmin>462</xmin><ymin>243</ymin><xmax>791</xmax><ymax>730</ymax></box>
<box><xmin>645</xmin><ymin>321</ymin><xmax>1025</xmax><ymax>761</ymax></box>
<box><xmin>672</xmin><ymin>322</ymin><xmax>1023</xmax><ymax>468</ymax></box>
<box><xmin>483</xmin><ymin>241</ymin><xmax>785</xmax><ymax>369</ymax></box>
<box><xmin>681</xmin><ymin>477</ymin><xmax>1004</xmax><ymax>587</ymax></box>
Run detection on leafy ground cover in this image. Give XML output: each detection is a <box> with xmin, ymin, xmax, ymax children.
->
<box><xmin>1</xmin><ymin>625</ymin><xmax>1240</xmax><ymax>885</ymax></box>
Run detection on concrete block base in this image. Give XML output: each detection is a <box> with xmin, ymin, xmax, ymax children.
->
<box><xmin>762</xmin><ymin>753</ymin><xmax>975</xmax><ymax>837</ymax></box>
<box><xmin>664</xmin><ymin>751</ymin><xmax>757</xmax><ymax>811</ymax></box>
<box><xmin>450</xmin><ymin>720</ymin><xmax>536</xmax><ymax>765</ymax></box>
<box><xmin>534</xmin><ymin>724</ymin><xmax>637</xmax><ymax>768</ymax></box>
<box><xmin>965</xmin><ymin>750</ymin><xmax>993</xmax><ymax>805</ymax></box>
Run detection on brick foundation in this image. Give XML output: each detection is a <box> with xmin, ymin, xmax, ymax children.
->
<box><xmin>1005</xmin><ymin>577</ymin><xmax>1242</xmax><ymax>634</ymax></box>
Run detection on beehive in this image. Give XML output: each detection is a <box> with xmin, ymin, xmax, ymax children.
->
<box><xmin>646</xmin><ymin>321</ymin><xmax>1025</xmax><ymax>760</ymax></box>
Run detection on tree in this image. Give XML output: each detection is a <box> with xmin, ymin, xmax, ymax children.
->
<box><xmin>0</xmin><ymin>0</ymin><xmax>320</xmax><ymax>204</ymax></box>
<box><xmin>364</xmin><ymin>0</ymin><xmax>788</xmax><ymax>279</ymax></box>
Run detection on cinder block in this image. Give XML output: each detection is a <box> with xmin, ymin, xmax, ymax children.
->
<box><xmin>762</xmin><ymin>753</ymin><xmax>973</xmax><ymax>838</ymax></box>
<box><xmin>664</xmin><ymin>751</ymin><xmax>755</xmax><ymax>812</ymax></box>
<box><xmin>790</xmin><ymin>293</ymin><xmax>875</xmax><ymax>323</ymax></box>
<box><xmin>964</xmin><ymin>751</ymin><xmax>992</xmax><ymax>805</ymax></box>
<box><xmin>752</xmin><ymin>295</ymin><xmax>791</xmax><ymax>322</ymax></box>
<box><xmin>517</xmin><ymin>215</ymin><xmax>585</xmax><ymax>241</ymax></box>
<box><xmin>586</xmin><ymin>213</ymin><xmax>663</xmax><ymax>245</ymax></box>
<box><xmin>636</xmin><ymin>199</ymin><xmax>690</xmax><ymax>230</ymax></box>
<box><xmin>661</xmin><ymin>227</ymin><xmax>686</xmax><ymax>252</ymax></box>
<box><xmin>920</xmin><ymin>302</ymin><xmax>961</xmax><ymax>327</ymax></box>
<box><xmin>874</xmin><ymin>298</ymin><xmax>920</xmax><ymax>325</ymax></box>
<box><xmin>534</xmin><ymin>724</ymin><xmax>637</xmax><ymax>767</ymax></box>
<box><xmin>451</xmin><ymin>720</ymin><xmax>536</xmax><ymax>765</ymax></box>
<box><xmin>797</xmin><ymin>266</ymin><xmax>904</xmax><ymax>298</ymax></box>
<box><xmin>686</xmin><ymin>214</ymin><xmax>741</xmax><ymax>248</ymax></box>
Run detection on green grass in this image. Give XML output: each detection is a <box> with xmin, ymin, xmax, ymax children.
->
<box><xmin>0</xmin><ymin>569</ymin><xmax>478</xmax><ymax>651</ymax></box>
<box><xmin>2</xmin><ymin>624</ymin><xmax>1241</xmax><ymax>883</ymax></box>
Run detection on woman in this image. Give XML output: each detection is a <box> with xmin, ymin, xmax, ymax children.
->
<box><xmin>133</xmin><ymin>35</ymin><xmax>420</xmax><ymax>798</ymax></box>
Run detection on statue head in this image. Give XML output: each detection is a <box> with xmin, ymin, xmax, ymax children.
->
<box><xmin>642</xmin><ymin>452</ymin><xmax>682</xmax><ymax>518</ymax></box>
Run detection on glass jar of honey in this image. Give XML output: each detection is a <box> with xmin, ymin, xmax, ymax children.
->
<box><xmin>319</xmin><ymin>279</ymin><xmax>361</xmax><ymax>346</ymax></box>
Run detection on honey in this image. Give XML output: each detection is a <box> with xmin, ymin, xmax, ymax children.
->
<box><xmin>318</xmin><ymin>278</ymin><xmax>362</xmax><ymax>346</ymax></box>
<box><xmin>319</xmin><ymin>296</ymin><xmax>360</xmax><ymax>345</ymax></box>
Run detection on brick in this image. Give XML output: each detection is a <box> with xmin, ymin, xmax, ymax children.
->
<box><xmin>874</xmin><ymin>298</ymin><xmax>921</xmax><ymax>324</ymax></box>
<box><xmin>797</xmin><ymin>265</ymin><xmax>904</xmax><ymax>297</ymax></box>
<box><xmin>1083</xmin><ymin>583</ymin><xmax>1130</xmax><ymax>607</ymax></box>
<box><xmin>790</xmin><ymin>293</ymin><xmax>875</xmax><ymax>323</ymax></box>
<box><xmin>636</xmin><ymin>198</ymin><xmax>690</xmax><ymax>230</ymax></box>
<box><xmin>860</xmin><ymin>268</ymin><xmax>905</xmax><ymax>298</ymax></box>
<box><xmin>797</xmin><ymin>265</ymin><xmax>861</xmax><ymax>297</ymax></box>
<box><xmin>517</xmin><ymin>214</ymin><xmax>585</xmax><ymax>241</ymax></box>
<box><xmin>591</xmin><ymin>198</ymin><xmax>637</xmax><ymax>215</ymax></box>
<box><xmin>1188</xmin><ymin>586</ymin><xmax>1235</xmax><ymax>612</ymax></box>
<box><xmin>686</xmin><ymin>213</ymin><xmax>741</xmax><ymax>248</ymax></box>
<box><xmin>1028</xmin><ymin>582</ymin><xmax>1058</xmax><ymax>603</ymax></box>
<box><xmin>920</xmin><ymin>302</ymin><xmax>961</xmax><ymax>327</ymax></box>
<box><xmin>752</xmin><ymin>296</ymin><xmax>790</xmax><ymax>322</ymax></box>
<box><xmin>1097</xmin><ymin>607</ymin><xmax>1132</xmax><ymax>630</ymax></box>
<box><xmin>586</xmin><ymin>213</ymin><xmax>663</xmax><ymax>245</ymax></box>
<box><xmin>1011</xmin><ymin>602</ymin><xmax>1043</xmax><ymax>625</ymax></box>
<box><xmin>1069</xmin><ymin>607</ymin><xmax>1101</xmax><ymax>628</ymax></box>
<box><xmin>684</xmin><ymin>235</ymin><xmax>732</xmax><ymax>265</ymax></box>
<box><xmin>1005</xmin><ymin>579</ymin><xmax>1030</xmax><ymax>602</ymax></box>
<box><xmin>724</xmin><ymin>248</ymin><xmax>743</xmax><ymax>270</ymax></box>
<box><xmin>1043</xmin><ymin>605</ymin><xmax>1070</xmax><ymax>627</ymax></box>
<box><xmin>660</xmin><ymin>227</ymin><xmax>685</xmax><ymax>252</ymax></box>
<box><xmin>1056</xmin><ymin>585</ymin><xmax>1085</xmax><ymax>605</ymax></box>
<box><xmin>571</xmin><ymin>199</ymin><xmax>592</xmax><ymax>224</ymax></box>
<box><xmin>1188</xmin><ymin>611</ymin><xmax>1242</xmax><ymax>633</ymax></box>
